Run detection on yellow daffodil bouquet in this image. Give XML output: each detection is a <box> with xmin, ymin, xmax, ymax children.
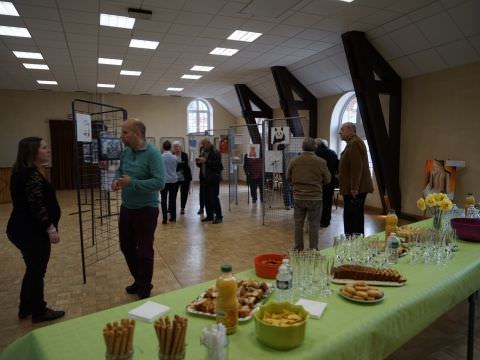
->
<box><xmin>417</xmin><ymin>192</ymin><xmax>453</xmax><ymax>229</ymax></box>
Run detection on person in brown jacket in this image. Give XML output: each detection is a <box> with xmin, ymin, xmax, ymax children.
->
<box><xmin>287</xmin><ymin>138</ymin><xmax>331</xmax><ymax>250</ymax></box>
<box><xmin>338</xmin><ymin>122</ymin><xmax>374</xmax><ymax>235</ymax></box>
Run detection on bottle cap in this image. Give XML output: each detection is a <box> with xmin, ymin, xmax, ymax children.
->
<box><xmin>221</xmin><ymin>264</ymin><xmax>232</xmax><ymax>272</ymax></box>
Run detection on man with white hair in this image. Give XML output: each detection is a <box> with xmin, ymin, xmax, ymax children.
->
<box><xmin>287</xmin><ymin>137</ymin><xmax>331</xmax><ymax>250</ymax></box>
<box><xmin>338</xmin><ymin>122</ymin><xmax>373</xmax><ymax>235</ymax></box>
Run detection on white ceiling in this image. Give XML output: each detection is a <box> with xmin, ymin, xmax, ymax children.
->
<box><xmin>0</xmin><ymin>0</ymin><xmax>479</xmax><ymax>116</ymax></box>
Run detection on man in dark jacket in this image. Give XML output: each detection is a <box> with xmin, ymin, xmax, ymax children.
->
<box><xmin>197</xmin><ymin>138</ymin><xmax>223</xmax><ymax>224</ymax></box>
<box><xmin>315</xmin><ymin>138</ymin><xmax>339</xmax><ymax>227</ymax></box>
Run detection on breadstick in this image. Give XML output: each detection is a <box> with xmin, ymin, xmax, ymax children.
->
<box><xmin>160</xmin><ymin>321</ymin><xmax>167</xmax><ymax>355</ymax></box>
<box><xmin>127</xmin><ymin>321</ymin><xmax>135</xmax><ymax>353</ymax></box>
<box><xmin>113</xmin><ymin>329</ymin><xmax>122</xmax><ymax>357</ymax></box>
<box><xmin>165</xmin><ymin>323</ymin><xmax>174</xmax><ymax>356</ymax></box>
<box><xmin>178</xmin><ymin>318</ymin><xmax>188</xmax><ymax>355</ymax></box>
<box><xmin>171</xmin><ymin>323</ymin><xmax>181</xmax><ymax>357</ymax></box>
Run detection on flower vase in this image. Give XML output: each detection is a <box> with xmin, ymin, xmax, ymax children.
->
<box><xmin>432</xmin><ymin>208</ymin><xmax>442</xmax><ymax>230</ymax></box>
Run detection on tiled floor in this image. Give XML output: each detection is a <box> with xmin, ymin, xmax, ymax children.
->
<box><xmin>0</xmin><ymin>187</ymin><xmax>478</xmax><ymax>358</ymax></box>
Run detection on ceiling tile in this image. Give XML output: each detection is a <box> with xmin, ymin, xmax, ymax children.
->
<box><xmin>255</xmin><ymin>34</ymin><xmax>289</xmax><ymax>46</ymax></box>
<box><xmin>268</xmin><ymin>24</ymin><xmax>305</xmax><ymax>37</ymax></box>
<box><xmin>183</xmin><ymin>0</ymin><xmax>226</xmax><ymax>14</ymax></box>
<box><xmin>407</xmin><ymin>2</ymin><xmax>444</xmax><ymax>22</ymax></box>
<box><xmin>23</xmin><ymin>18</ymin><xmax>63</xmax><ymax>32</ymax></box>
<box><xmin>296</xmin><ymin>28</ymin><xmax>331</xmax><ymax>41</ymax></box>
<box><xmin>239</xmin><ymin>19</ymin><xmax>278</xmax><ymax>33</ymax></box>
<box><xmin>416</xmin><ymin>12</ymin><xmax>463</xmax><ymax>47</ymax></box>
<box><xmin>175</xmin><ymin>11</ymin><xmax>213</xmax><ymax>26</ymax></box>
<box><xmin>169</xmin><ymin>24</ymin><xmax>205</xmax><ymax>37</ymax></box>
<box><xmin>281</xmin><ymin>38</ymin><xmax>313</xmax><ymax>48</ymax></box>
<box><xmin>387</xmin><ymin>0</ymin><xmax>436</xmax><ymax>14</ymax></box>
<box><xmin>448</xmin><ymin>0</ymin><xmax>480</xmax><ymax>37</ymax></box>
<box><xmin>208</xmin><ymin>15</ymin><xmax>246</xmax><ymax>29</ymax></box>
<box><xmin>370</xmin><ymin>34</ymin><xmax>404</xmax><ymax>60</ymax></box>
<box><xmin>281</xmin><ymin>12</ymin><xmax>323</xmax><ymax>27</ymax></box>
<box><xmin>389</xmin><ymin>56</ymin><xmax>421</xmax><ymax>77</ymax></box>
<box><xmin>309</xmin><ymin>79</ymin><xmax>342</xmax><ymax>98</ymax></box>
<box><xmin>382</xmin><ymin>15</ymin><xmax>411</xmax><ymax>32</ymax></box>
<box><xmin>408</xmin><ymin>48</ymin><xmax>448</xmax><ymax>73</ymax></box>
<box><xmin>16</xmin><ymin>4</ymin><xmax>61</xmax><ymax>21</ymax></box>
<box><xmin>436</xmin><ymin>38</ymin><xmax>480</xmax><ymax>67</ymax></box>
<box><xmin>389</xmin><ymin>24</ymin><xmax>431</xmax><ymax>54</ymax></box>
<box><xmin>59</xmin><ymin>9</ymin><xmax>97</xmax><ymax>24</ymax></box>
<box><xmin>362</xmin><ymin>9</ymin><xmax>402</xmax><ymax>26</ymax></box>
<box><xmin>305</xmin><ymin>41</ymin><xmax>335</xmax><ymax>52</ymax></box>
<box><xmin>300</xmin><ymin>0</ymin><xmax>347</xmax><ymax>16</ymax></box>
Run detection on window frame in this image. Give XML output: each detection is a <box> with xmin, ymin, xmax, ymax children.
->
<box><xmin>187</xmin><ymin>98</ymin><xmax>213</xmax><ymax>134</ymax></box>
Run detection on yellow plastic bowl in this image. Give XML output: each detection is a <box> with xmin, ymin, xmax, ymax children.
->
<box><xmin>254</xmin><ymin>301</ymin><xmax>308</xmax><ymax>350</ymax></box>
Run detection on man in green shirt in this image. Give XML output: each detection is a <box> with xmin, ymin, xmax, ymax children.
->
<box><xmin>112</xmin><ymin>119</ymin><xmax>165</xmax><ymax>299</ymax></box>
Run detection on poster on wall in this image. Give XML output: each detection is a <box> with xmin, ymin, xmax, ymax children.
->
<box><xmin>76</xmin><ymin>113</ymin><xmax>92</xmax><ymax>142</ymax></box>
<box><xmin>422</xmin><ymin>159</ymin><xmax>457</xmax><ymax>200</ymax></box>
<box><xmin>271</xmin><ymin>126</ymin><xmax>290</xmax><ymax>145</ymax></box>
<box><xmin>265</xmin><ymin>150</ymin><xmax>283</xmax><ymax>173</ymax></box>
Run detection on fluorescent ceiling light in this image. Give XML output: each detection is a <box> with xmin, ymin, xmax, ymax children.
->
<box><xmin>23</xmin><ymin>63</ymin><xmax>49</xmax><ymax>70</ymax></box>
<box><xmin>13</xmin><ymin>51</ymin><xmax>43</xmax><ymax>59</ymax></box>
<box><xmin>190</xmin><ymin>65</ymin><xmax>214</xmax><ymax>72</ymax></box>
<box><xmin>100</xmin><ymin>13</ymin><xmax>135</xmax><ymax>29</ymax></box>
<box><xmin>166</xmin><ymin>87</ymin><xmax>183</xmax><ymax>91</ymax></box>
<box><xmin>339</xmin><ymin>0</ymin><xmax>354</xmax><ymax>2</ymax></box>
<box><xmin>129</xmin><ymin>39</ymin><xmax>159</xmax><ymax>50</ymax></box>
<box><xmin>209</xmin><ymin>47</ymin><xmax>239</xmax><ymax>56</ymax></box>
<box><xmin>97</xmin><ymin>83</ymin><xmax>115</xmax><ymax>88</ymax></box>
<box><xmin>0</xmin><ymin>26</ymin><xmax>31</xmax><ymax>38</ymax></box>
<box><xmin>0</xmin><ymin>1</ymin><xmax>19</xmax><ymax>16</ymax></box>
<box><xmin>120</xmin><ymin>70</ymin><xmax>141</xmax><ymax>76</ymax></box>
<box><xmin>98</xmin><ymin>57</ymin><xmax>123</xmax><ymax>66</ymax></box>
<box><xmin>181</xmin><ymin>74</ymin><xmax>202</xmax><ymax>80</ymax></box>
<box><xmin>37</xmin><ymin>80</ymin><xmax>57</xmax><ymax>85</ymax></box>
<box><xmin>227</xmin><ymin>30</ymin><xmax>262</xmax><ymax>42</ymax></box>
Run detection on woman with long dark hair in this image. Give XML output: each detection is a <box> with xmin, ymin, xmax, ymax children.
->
<box><xmin>6</xmin><ymin>137</ymin><xmax>65</xmax><ymax>323</ymax></box>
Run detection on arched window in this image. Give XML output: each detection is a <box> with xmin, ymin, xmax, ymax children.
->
<box><xmin>187</xmin><ymin>98</ymin><xmax>213</xmax><ymax>133</ymax></box>
<box><xmin>330</xmin><ymin>91</ymin><xmax>373</xmax><ymax>172</ymax></box>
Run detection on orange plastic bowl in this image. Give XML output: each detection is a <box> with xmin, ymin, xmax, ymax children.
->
<box><xmin>254</xmin><ymin>253</ymin><xmax>287</xmax><ymax>279</ymax></box>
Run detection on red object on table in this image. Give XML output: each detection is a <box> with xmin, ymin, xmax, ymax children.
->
<box><xmin>254</xmin><ymin>253</ymin><xmax>287</xmax><ymax>279</ymax></box>
<box><xmin>451</xmin><ymin>218</ymin><xmax>480</xmax><ymax>242</ymax></box>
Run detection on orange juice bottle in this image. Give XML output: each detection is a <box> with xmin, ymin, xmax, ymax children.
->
<box><xmin>216</xmin><ymin>265</ymin><xmax>238</xmax><ymax>335</ymax></box>
<box><xmin>385</xmin><ymin>209</ymin><xmax>398</xmax><ymax>240</ymax></box>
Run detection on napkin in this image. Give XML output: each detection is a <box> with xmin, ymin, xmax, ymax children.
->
<box><xmin>128</xmin><ymin>301</ymin><xmax>170</xmax><ymax>322</ymax></box>
<box><xmin>295</xmin><ymin>299</ymin><xmax>327</xmax><ymax>319</ymax></box>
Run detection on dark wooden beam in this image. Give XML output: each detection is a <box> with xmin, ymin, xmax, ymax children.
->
<box><xmin>234</xmin><ymin>84</ymin><xmax>273</xmax><ymax>144</ymax></box>
<box><xmin>342</xmin><ymin>30</ymin><xmax>402</xmax><ymax>214</ymax></box>
<box><xmin>270</xmin><ymin>66</ymin><xmax>317</xmax><ymax>138</ymax></box>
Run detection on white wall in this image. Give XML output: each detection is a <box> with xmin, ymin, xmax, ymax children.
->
<box><xmin>0</xmin><ymin>90</ymin><xmax>236</xmax><ymax>167</ymax></box>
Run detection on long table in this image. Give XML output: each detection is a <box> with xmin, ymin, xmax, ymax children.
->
<box><xmin>1</xmin><ymin>221</ymin><xmax>480</xmax><ymax>360</ymax></box>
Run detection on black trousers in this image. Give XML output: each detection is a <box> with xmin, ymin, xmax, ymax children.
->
<box><xmin>199</xmin><ymin>178</ymin><xmax>206</xmax><ymax>211</ymax></box>
<box><xmin>161</xmin><ymin>183</ymin><xmax>178</xmax><ymax>220</ymax></box>
<box><xmin>176</xmin><ymin>180</ymin><xmax>190</xmax><ymax>210</ymax></box>
<box><xmin>321</xmin><ymin>185</ymin><xmax>335</xmax><ymax>226</ymax></box>
<box><xmin>343</xmin><ymin>192</ymin><xmax>367</xmax><ymax>235</ymax></box>
<box><xmin>248</xmin><ymin>178</ymin><xmax>264</xmax><ymax>202</ymax></box>
<box><xmin>9</xmin><ymin>233</ymin><xmax>51</xmax><ymax>316</ymax></box>
<box><xmin>205</xmin><ymin>180</ymin><xmax>222</xmax><ymax>219</ymax></box>
<box><xmin>119</xmin><ymin>206</ymin><xmax>159</xmax><ymax>292</ymax></box>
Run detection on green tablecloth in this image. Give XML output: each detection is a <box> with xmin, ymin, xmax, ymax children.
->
<box><xmin>2</xmin><ymin>220</ymin><xmax>480</xmax><ymax>360</ymax></box>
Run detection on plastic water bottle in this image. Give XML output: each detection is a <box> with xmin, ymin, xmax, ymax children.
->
<box><xmin>385</xmin><ymin>233</ymin><xmax>400</xmax><ymax>265</ymax></box>
<box><xmin>276</xmin><ymin>259</ymin><xmax>292</xmax><ymax>301</ymax></box>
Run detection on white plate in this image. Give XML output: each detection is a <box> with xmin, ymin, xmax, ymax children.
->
<box><xmin>332</xmin><ymin>278</ymin><xmax>406</xmax><ymax>287</ymax></box>
<box><xmin>186</xmin><ymin>284</ymin><xmax>273</xmax><ymax>322</ymax></box>
<box><xmin>339</xmin><ymin>290</ymin><xmax>384</xmax><ymax>304</ymax></box>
